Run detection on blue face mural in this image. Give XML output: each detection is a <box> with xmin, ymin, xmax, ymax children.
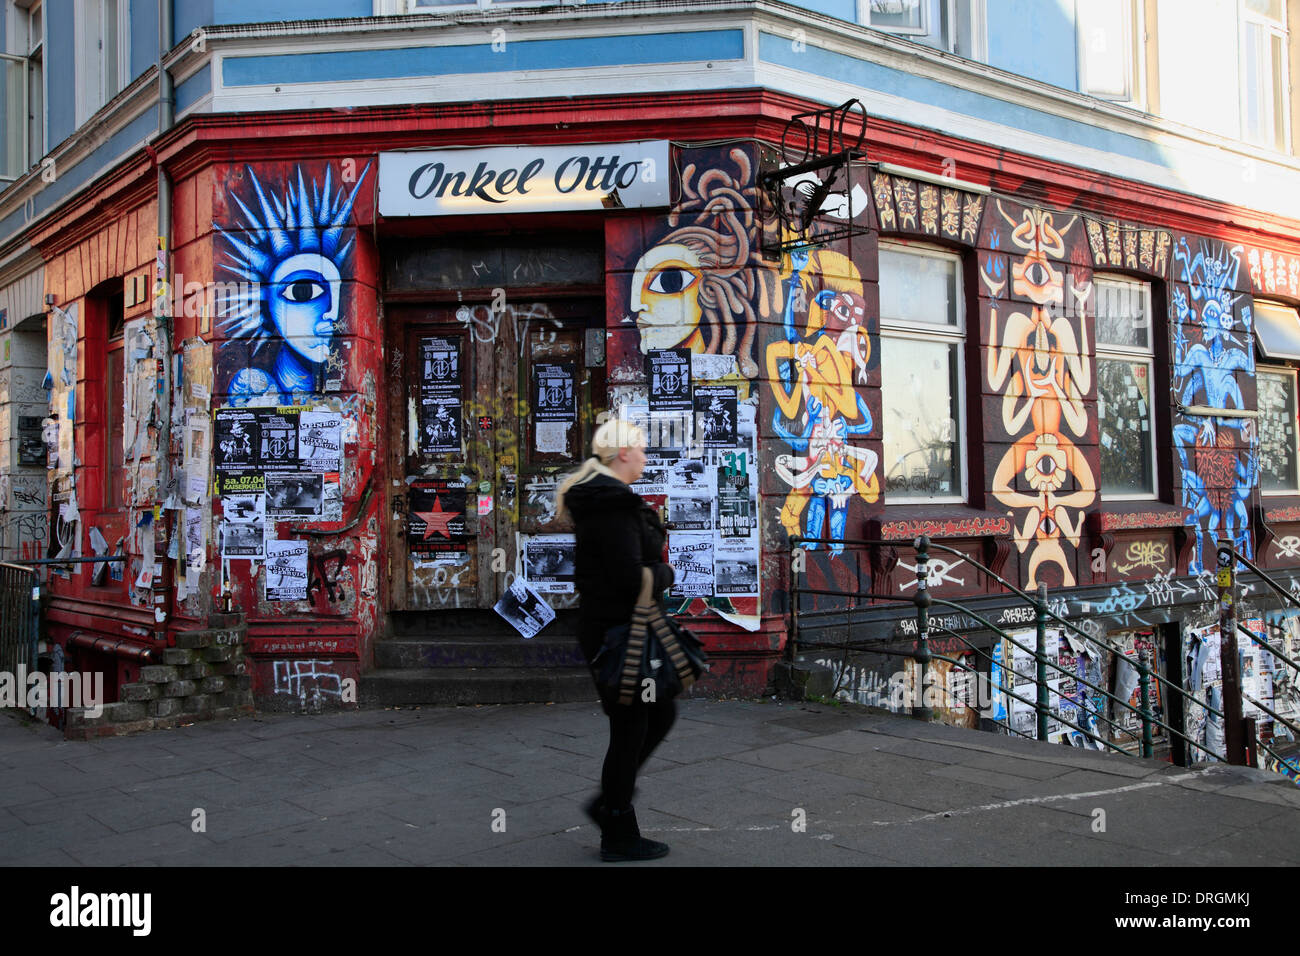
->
<box><xmin>216</xmin><ymin>163</ymin><xmax>371</xmax><ymax>405</ymax></box>
<box><xmin>1171</xmin><ymin>238</ymin><xmax>1257</xmax><ymax>572</ymax></box>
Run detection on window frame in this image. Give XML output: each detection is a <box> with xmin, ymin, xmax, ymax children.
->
<box><xmin>1239</xmin><ymin>0</ymin><xmax>1291</xmax><ymax>152</ymax></box>
<box><xmin>1094</xmin><ymin>274</ymin><xmax>1159</xmax><ymax>502</ymax></box>
<box><xmin>1075</xmin><ymin>0</ymin><xmax>1145</xmax><ymax>109</ymax></box>
<box><xmin>860</xmin><ymin>0</ymin><xmax>987</xmax><ymax>60</ymax></box>
<box><xmin>74</xmin><ymin>0</ymin><xmax>130</xmax><ymax>128</ymax></box>
<box><xmin>1256</xmin><ymin>362</ymin><xmax>1300</xmax><ymax>496</ymax></box>
<box><xmin>877</xmin><ymin>240</ymin><xmax>969</xmax><ymax>505</ymax></box>
<box><xmin>1</xmin><ymin>0</ymin><xmax>42</xmax><ymax>182</ymax></box>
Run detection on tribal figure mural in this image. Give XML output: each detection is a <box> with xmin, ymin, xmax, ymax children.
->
<box><xmin>1171</xmin><ymin>238</ymin><xmax>1257</xmax><ymax>571</ymax></box>
<box><xmin>766</xmin><ymin>245</ymin><xmax>880</xmax><ymax>553</ymax></box>
<box><xmin>215</xmin><ymin>163</ymin><xmax>371</xmax><ymax>404</ymax></box>
<box><xmin>985</xmin><ymin>201</ymin><xmax>1095</xmax><ymax>587</ymax></box>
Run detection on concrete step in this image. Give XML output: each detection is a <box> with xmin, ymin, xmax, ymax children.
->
<box><xmin>374</xmin><ymin>637</ymin><xmax>585</xmax><ymax>669</ymax></box>
<box><xmin>360</xmin><ymin>668</ymin><xmax>596</xmax><ymax>706</ymax></box>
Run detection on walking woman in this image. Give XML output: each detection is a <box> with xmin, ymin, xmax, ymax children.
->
<box><xmin>556</xmin><ymin>416</ymin><xmax>676</xmax><ymax>862</ymax></box>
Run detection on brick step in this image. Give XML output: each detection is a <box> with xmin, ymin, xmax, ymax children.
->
<box><xmin>360</xmin><ymin>668</ymin><xmax>596</xmax><ymax>706</ymax></box>
<box><xmin>374</xmin><ymin>637</ymin><xmax>585</xmax><ymax>669</ymax></box>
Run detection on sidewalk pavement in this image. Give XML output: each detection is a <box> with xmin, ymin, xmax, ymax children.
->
<box><xmin>3</xmin><ymin>697</ymin><xmax>1299</xmax><ymax>866</ymax></box>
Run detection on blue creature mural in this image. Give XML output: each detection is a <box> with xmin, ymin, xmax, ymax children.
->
<box><xmin>1171</xmin><ymin>238</ymin><xmax>1258</xmax><ymax>572</ymax></box>
<box><xmin>216</xmin><ymin>163</ymin><xmax>371</xmax><ymax>405</ymax></box>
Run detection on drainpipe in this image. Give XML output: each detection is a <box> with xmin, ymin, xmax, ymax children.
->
<box><xmin>153</xmin><ymin>0</ymin><xmax>175</xmax><ymax>644</ymax></box>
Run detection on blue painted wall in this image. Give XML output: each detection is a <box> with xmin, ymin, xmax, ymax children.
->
<box><xmin>986</xmin><ymin>0</ymin><xmax>1078</xmax><ymax>92</ymax></box>
<box><xmin>176</xmin><ymin>63</ymin><xmax>212</xmax><ymax>113</ymax></box>
<box><xmin>45</xmin><ymin>0</ymin><xmax>76</xmax><ymax>149</ymax></box>
<box><xmin>131</xmin><ymin>0</ymin><xmax>160</xmax><ymax>79</ymax></box>
<box><xmin>173</xmin><ymin>0</ymin><xmax>215</xmax><ymax>47</ymax></box>
<box><xmin>216</xmin><ymin>0</ymin><xmax>373</xmax><ymax>20</ymax></box>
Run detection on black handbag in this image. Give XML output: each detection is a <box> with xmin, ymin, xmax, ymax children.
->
<box><xmin>593</xmin><ymin>568</ymin><xmax>709</xmax><ymax>706</ymax></box>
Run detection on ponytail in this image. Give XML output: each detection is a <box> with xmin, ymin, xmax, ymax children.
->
<box><xmin>555</xmin><ymin>416</ymin><xmax>647</xmax><ymax>522</ymax></box>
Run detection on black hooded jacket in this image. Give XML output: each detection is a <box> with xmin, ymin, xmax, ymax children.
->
<box><xmin>564</xmin><ymin>473</ymin><xmax>674</xmax><ymax>660</ymax></box>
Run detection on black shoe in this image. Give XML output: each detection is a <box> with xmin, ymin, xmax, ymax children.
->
<box><xmin>600</xmin><ymin>806</ymin><xmax>670</xmax><ymax>862</ymax></box>
<box><xmin>584</xmin><ymin>795</ymin><xmax>607</xmax><ymax>832</ymax></box>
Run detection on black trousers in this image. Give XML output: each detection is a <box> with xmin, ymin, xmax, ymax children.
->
<box><xmin>580</xmin><ymin>617</ymin><xmax>677</xmax><ymax>812</ymax></box>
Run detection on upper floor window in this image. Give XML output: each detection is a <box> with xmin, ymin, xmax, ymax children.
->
<box><xmin>878</xmin><ymin>243</ymin><xmax>967</xmax><ymax>502</ymax></box>
<box><xmin>1077</xmin><ymin>0</ymin><xmax>1143</xmax><ymax>107</ymax></box>
<box><xmin>1241</xmin><ymin>0</ymin><xmax>1289</xmax><ymax>151</ymax></box>
<box><xmin>75</xmin><ymin>0</ymin><xmax>130</xmax><ymax>127</ymax></box>
<box><xmin>863</xmin><ymin>0</ymin><xmax>987</xmax><ymax>61</ymax></box>
<box><xmin>1095</xmin><ymin>276</ymin><xmax>1157</xmax><ymax>499</ymax></box>
<box><xmin>1</xmin><ymin>0</ymin><xmax>42</xmax><ymax>181</ymax></box>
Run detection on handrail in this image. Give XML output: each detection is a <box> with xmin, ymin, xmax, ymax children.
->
<box><xmin>1238</xmin><ymin>622</ymin><xmax>1300</xmax><ymax>677</ymax></box>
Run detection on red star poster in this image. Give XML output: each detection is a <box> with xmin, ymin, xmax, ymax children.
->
<box><xmin>408</xmin><ymin>479</ymin><xmax>468</xmax><ymax>562</ymax></box>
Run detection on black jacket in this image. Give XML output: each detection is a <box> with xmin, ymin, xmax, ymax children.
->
<box><xmin>565</xmin><ymin>473</ymin><xmax>674</xmax><ymax>636</ymax></box>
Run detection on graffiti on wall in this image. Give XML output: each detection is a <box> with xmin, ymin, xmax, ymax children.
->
<box><xmin>766</xmin><ymin>246</ymin><xmax>880</xmax><ymax>552</ymax></box>
<box><xmin>984</xmin><ymin>202</ymin><xmax>1094</xmax><ymax>588</ymax></box>
<box><xmin>1171</xmin><ymin>239</ymin><xmax>1256</xmax><ymax>572</ymax></box>
<box><xmin>626</xmin><ymin>147</ymin><xmax>772</xmax><ymax>379</ymax></box>
<box><xmin>215</xmin><ymin>163</ymin><xmax>371</xmax><ymax>404</ymax></box>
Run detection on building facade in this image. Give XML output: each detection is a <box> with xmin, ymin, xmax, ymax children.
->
<box><xmin>2</xmin><ymin>1</ymin><xmax>1300</xmax><ymax>750</ymax></box>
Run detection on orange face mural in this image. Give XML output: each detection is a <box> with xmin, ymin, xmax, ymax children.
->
<box><xmin>984</xmin><ymin>202</ymin><xmax>1094</xmax><ymax>587</ymax></box>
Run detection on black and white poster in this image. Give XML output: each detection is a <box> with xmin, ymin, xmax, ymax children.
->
<box><xmin>265</xmin><ymin>539</ymin><xmax>309</xmax><ymax>601</ymax></box>
<box><xmin>214</xmin><ymin>408</ymin><xmax>261</xmax><ymax>493</ymax></box>
<box><xmin>266</xmin><ymin>472</ymin><xmax>323</xmax><ymax>517</ymax></box>
<box><xmin>219</xmin><ymin>493</ymin><xmax>266</xmax><ymax>559</ymax></box>
<box><xmin>714</xmin><ymin>542</ymin><xmax>759</xmax><ymax>597</ymax></box>
<box><xmin>646</xmin><ymin>348</ymin><xmax>692</xmax><ymax>411</ymax></box>
<box><xmin>408</xmin><ymin>479</ymin><xmax>469</xmax><ymax>562</ymax></box>
<box><xmin>299</xmin><ymin>410</ymin><xmax>343</xmax><ymax>469</ymax></box>
<box><xmin>694</xmin><ymin>386</ymin><xmax>737</xmax><ymax>447</ymax></box>
<box><xmin>420</xmin><ymin>337</ymin><xmax>462</xmax><ymax>455</ymax></box>
<box><xmin>623</xmin><ymin>404</ymin><xmax>692</xmax><ymax>456</ymax></box>
<box><xmin>631</xmin><ymin>457</ymin><xmax>671</xmax><ymax>497</ymax></box>
<box><xmin>18</xmin><ymin>416</ymin><xmax>44</xmax><ymax>466</ymax></box>
<box><xmin>520</xmin><ymin>533</ymin><xmax>576</xmax><ymax>593</ymax></box>
<box><xmin>669</xmin><ymin>532</ymin><xmax>714</xmax><ymax>598</ymax></box>
<box><xmin>533</xmin><ymin>362</ymin><xmax>577</xmax><ymax>422</ymax></box>
<box><xmin>668</xmin><ymin>490</ymin><xmax>713</xmax><ymax>531</ymax></box>
<box><xmin>493</xmin><ymin>578</ymin><xmax>557</xmax><ymax>640</ymax></box>
<box><xmin>258</xmin><ymin>408</ymin><xmax>300</xmax><ymax>470</ymax></box>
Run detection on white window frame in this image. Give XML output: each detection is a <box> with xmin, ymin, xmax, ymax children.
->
<box><xmin>878</xmin><ymin>241</ymin><xmax>969</xmax><ymax>505</ymax></box>
<box><xmin>1095</xmin><ymin>275</ymin><xmax>1158</xmax><ymax>501</ymax></box>
<box><xmin>1239</xmin><ymin>0</ymin><xmax>1290</xmax><ymax>152</ymax></box>
<box><xmin>74</xmin><ymin>0</ymin><xmax>130</xmax><ymax>128</ymax></box>
<box><xmin>1075</xmin><ymin>0</ymin><xmax>1145</xmax><ymax>109</ymax></box>
<box><xmin>374</xmin><ymin>0</ymin><xmax>575</xmax><ymax>11</ymax></box>
<box><xmin>861</xmin><ymin>0</ymin><xmax>987</xmax><ymax>61</ymax></box>
<box><xmin>1</xmin><ymin>0</ymin><xmax>43</xmax><ymax>181</ymax></box>
<box><xmin>1256</xmin><ymin>363</ymin><xmax>1300</xmax><ymax>496</ymax></box>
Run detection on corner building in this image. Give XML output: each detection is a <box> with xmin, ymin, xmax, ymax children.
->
<box><xmin>2</xmin><ymin>0</ymin><xmax>1300</xmax><ymax>738</ymax></box>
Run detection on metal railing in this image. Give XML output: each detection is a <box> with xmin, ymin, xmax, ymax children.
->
<box><xmin>788</xmin><ymin>534</ymin><xmax>1300</xmax><ymax>773</ymax></box>
<box><xmin>0</xmin><ymin>562</ymin><xmax>40</xmax><ymax>679</ymax></box>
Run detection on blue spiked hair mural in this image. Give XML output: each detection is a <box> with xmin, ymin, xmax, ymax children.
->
<box><xmin>215</xmin><ymin>162</ymin><xmax>372</xmax><ymax>404</ymax></box>
<box><xmin>1171</xmin><ymin>238</ymin><xmax>1258</xmax><ymax>572</ymax></box>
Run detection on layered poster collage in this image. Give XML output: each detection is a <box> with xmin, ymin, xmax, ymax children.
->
<box><xmin>213</xmin><ymin>406</ymin><xmax>344</xmax><ymax>601</ymax></box>
<box><xmin>624</xmin><ymin>350</ymin><xmax>760</xmax><ymax>603</ymax></box>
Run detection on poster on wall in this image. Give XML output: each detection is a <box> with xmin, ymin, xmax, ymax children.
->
<box><xmin>714</xmin><ymin>541</ymin><xmax>758</xmax><ymax>597</ymax></box>
<box><xmin>18</xmin><ymin>416</ymin><xmax>44</xmax><ymax>466</ymax></box>
<box><xmin>1007</xmin><ymin>627</ymin><xmax>1064</xmax><ymax>739</ymax></box>
<box><xmin>408</xmin><ymin>479</ymin><xmax>469</xmax><ymax>562</ymax></box>
<box><xmin>265</xmin><ymin>539</ymin><xmax>309</xmax><ymax>601</ymax></box>
<box><xmin>420</xmin><ymin>336</ymin><xmax>462</xmax><ymax>455</ymax></box>
<box><xmin>266</xmin><ymin>472</ymin><xmax>324</xmax><ymax>517</ymax></box>
<box><xmin>214</xmin><ymin>408</ymin><xmax>261</xmax><ymax>493</ymax></box>
<box><xmin>520</xmin><ymin>534</ymin><xmax>576</xmax><ymax>593</ymax></box>
<box><xmin>622</xmin><ymin>404</ymin><xmax>691</xmax><ymax>456</ymax></box>
<box><xmin>669</xmin><ymin>532</ymin><xmax>714</xmax><ymax>598</ymax></box>
<box><xmin>184</xmin><ymin>414</ymin><xmax>212</xmax><ymax>503</ymax></box>
<box><xmin>532</xmin><ymin>362</ymin><xmax>577</xmax><ymax>422</ymax></box>
<box><xmin>219</xmin><ymin>493</ymin><xmax>266</xmax><ymax>559</ymax></box>
<box><xmin>299</xmin><ymin>410</ymin><xmax>343</xmax><ymax>468</ymax></box>
<box><xmin>1110</xmin><ymin>630</ymin><xmax>1165</xmax><ymax>742</ymax></box>
<box><xmin>631</xmin><ymin>458</ymin><xmax>670</xmax><ymax>497</ymax></box>
<box><xmin>694</xmin><ymin>385</ymin><xmax>737</xmax><ymax>447</ymax></box>
<box><xmin>646</xmin><ymin>348</ymin><xmax>692</xmax><ymax>411</ymax></box>
<box><xmin>716</xmin><ymin>457</ymin><xmax>755</xmax><ymax>538</ymax></box>
<box><xmin>258</xmin><ymin>407</ymin><xmax>301</xmax><ymax>469</ymax></box>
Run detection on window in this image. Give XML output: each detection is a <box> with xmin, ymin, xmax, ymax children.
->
<box><xmin>1241</xmin><ymin>0</ymin><xmax>1289</xmax><ymax>150</ymax></box>
<box><xmin>878</xmin><ymin>243</ymin><xmax>966</xmax><ymax>502</ymax></box>
<box><xmin>1077</xmin><ymin>0</ymin><xmax>1143</xmax><ymax>106</ymax></box>
<box><xmin>1095</xmin><ymin>276</ymin><xmax>1156</xmax><ymax>498</ymax></box>
<box><xmin>1258</xmin><ymin>366</ymin><xmax>1299</xmax><ymax>494</ymax></box>
<box><xmin>862</xmin><ymin>0</ymin><xmax>987</xmax><ymax>61</ymax></box>
<box><xmin>1</xmin><ymin>0</ymin><xmax>42</xmax><ymax>181</ymax></box>
<box><xmin>75</xmin><ymin>0</ymin><xmax>130</xmax><ymax>127</ymax></box>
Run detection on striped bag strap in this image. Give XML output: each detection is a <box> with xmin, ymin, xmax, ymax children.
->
<box><xmin>648</xmin><ymin>605</ymin><xmax>696</xmax><ymax>691</ymax></box>
<box><xmin>617</xmin><ymin>568</ymin><xmax>658</xmax><ymax>706</ymax></box>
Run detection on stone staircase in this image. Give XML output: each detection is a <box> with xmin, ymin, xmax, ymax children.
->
<box><xmin>361</xmin><ymin>609</ymin><xmax>596</xmax><ymax>706</ymax></box>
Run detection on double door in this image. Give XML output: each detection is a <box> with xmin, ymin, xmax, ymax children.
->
<box><xmin>385</xmin><ymin>300</ymin><xmax>604</xmax><ymax>612</ymax></box>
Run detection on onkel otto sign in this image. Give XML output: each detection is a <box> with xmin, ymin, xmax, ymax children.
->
<box><xmin>378</xmin><ymin>141</ymin><xmax>670</xmax><ymax>216</ymax></box>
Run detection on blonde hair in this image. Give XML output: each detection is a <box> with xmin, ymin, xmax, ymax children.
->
<box><xmin>555</xmin><ymin>416</ymin><xmax>647</xmax><ymax>522</ymax></box>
